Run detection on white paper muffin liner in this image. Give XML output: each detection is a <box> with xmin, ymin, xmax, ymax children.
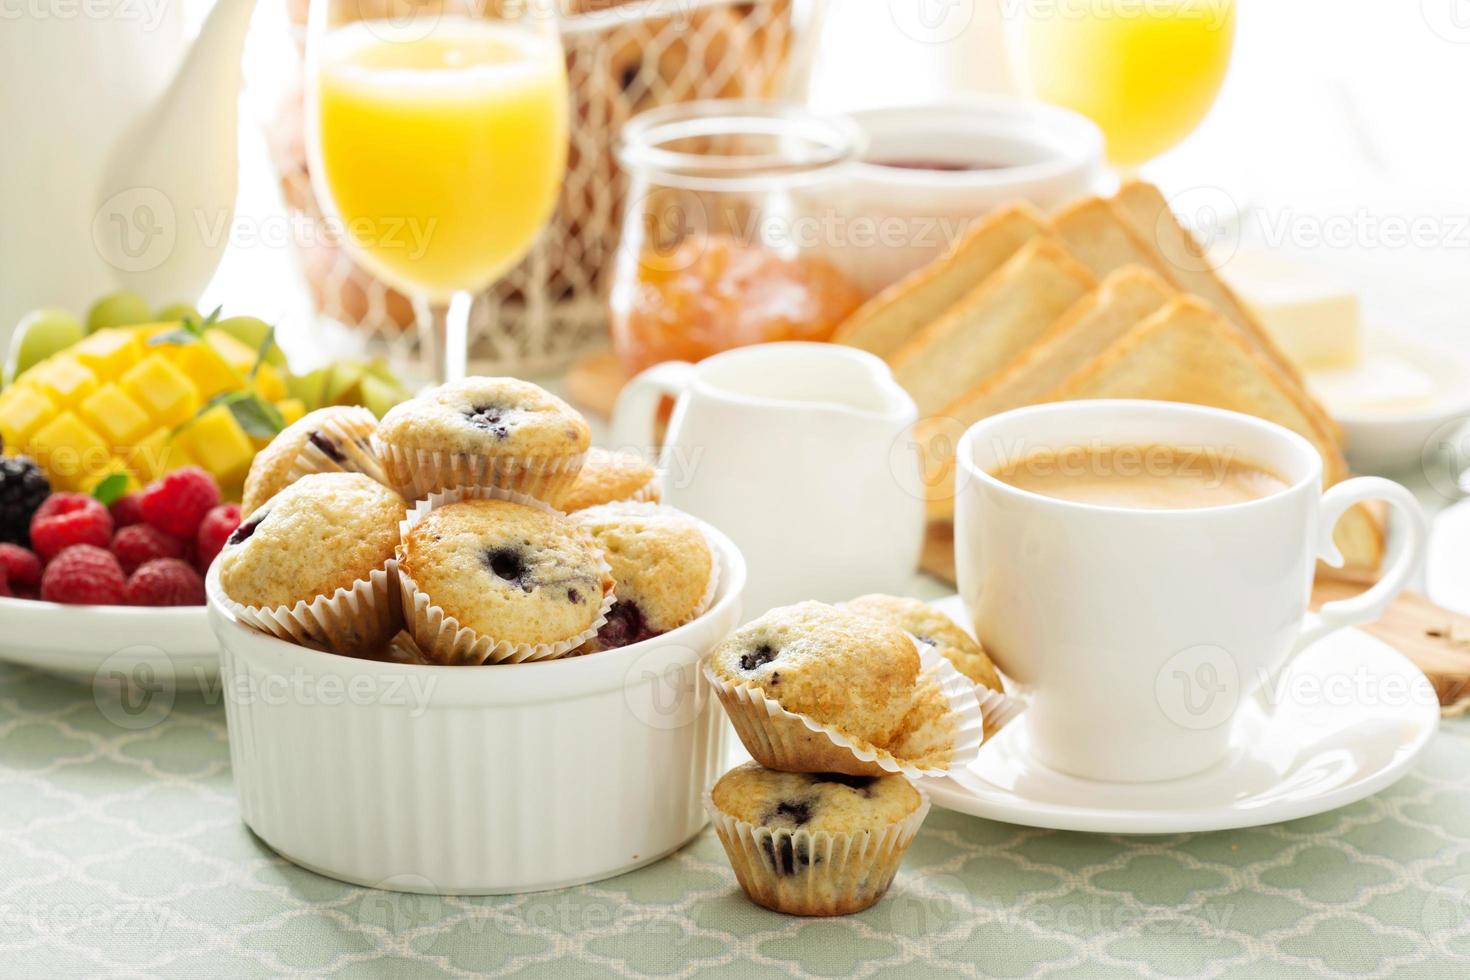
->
<box><xmin>704</xmin><ymin>783</ymin><xmax>931</xmax><ymax>916</ymax></box>
<box><xmin>225</xmin><ymin>560</ymin><xmax>401</xmax><ymax>659</ymax></box>
<box><xmin>287</xmin><ymin>406</ymin><xmax>389</xmax><ymax>488</ymax></box>
<box><xmin>396</xmin><ymin>485</ymin><xmax>616</xmax><ymax>665</ymax></box>
<box><xmin>706</xmin><ymin>645</ymin><xmax>1017</xmax><ymax>779</ymax></box>
<box><xmin>373</xmin><ymin>435</ymin><xmax>585</xmax><ymax>504</ymax></box>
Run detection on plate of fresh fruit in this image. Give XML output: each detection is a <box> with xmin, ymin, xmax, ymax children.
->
<box><xmin>0</xmin><ymin>292</ymin><xmax>414</xmax><ymax>689</ymax></box>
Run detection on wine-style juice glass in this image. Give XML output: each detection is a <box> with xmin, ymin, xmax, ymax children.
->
<box><xmin>306</xmin><ymin>0</ymin><xmax>568</xmax><ymax>383</ymax></box>
<box><xmin>1005</xmin><ymin>0</ymin><xmax>1237</xmax><ymax>169</ymax></box>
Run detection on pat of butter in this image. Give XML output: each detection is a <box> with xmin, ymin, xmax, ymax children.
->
<box><xmin>1216</xmin><ymin>249</ymin><xmax>1361</xmax><ymax>370</ymax></box>
<box><xmin>1306</xmin><ymin>354</ymin><xmax>1438</xmax><ymax>417</ymax></box>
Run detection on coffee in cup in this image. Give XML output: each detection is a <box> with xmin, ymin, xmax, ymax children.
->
<box><xmin>990</xmin><ymin>444</ymin><xmax>1288</xmax><ymax>510</ymax></box>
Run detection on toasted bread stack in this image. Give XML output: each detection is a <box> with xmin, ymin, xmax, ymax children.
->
<box><xmin>834</xmin><ymin>181</ymin><xmax>1382</xmax><ymax>572</ymax></box>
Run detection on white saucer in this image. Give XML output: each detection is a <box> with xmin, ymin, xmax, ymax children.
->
<box><xmin>923</xmin><ymin>596</ymin><xmax>1439</xmax><ymax>834</ymax></box>
<box><xmin>1428</xmin><ymin>498</ymin><xmax>1470</xmax><ymax>616</ymax></box>
<box><xmin>0</xmin><ymin>595</ymin><xmax>218</xmax><ymax>691</ymax></box>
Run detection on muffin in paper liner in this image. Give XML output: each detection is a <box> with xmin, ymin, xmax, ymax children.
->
<box><xmin>373</xmin><ymin>436</ymin><xmax>585</xmax><ymax>505</ymax></box>
<box><xmin>396</xmin><ymin>485</ymin><xmax>615</xmax><ymax>665</ymax></box>
<box><xmin>705</xmin><ymin>645</ymin><xmax>1018</xmax><ymax>778</ymax></box>
<box><xmin>573</xmin><ymin>502</ymin><xmax>722</xmax><ymax>655</ymax></box>
<box><xmin>287</xmin><ymin>406</ymin><xmax>389</xmax><ymax>487</ymax></box>
<box><xmin>704</xmin><ymin>784</ymin><xmax>931</xmax><ymax>916</ymax></box>
<box><xmin>225</xmin><ymin>561</ymin><xmax>401</xmax><ymax>659</ymax></box>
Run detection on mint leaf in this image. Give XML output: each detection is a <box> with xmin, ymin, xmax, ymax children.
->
<box><xmin>91</xmin><ymin>472</ymin><xmax>129</xmax><ymax>507</ymax></box>
<box><xmin>248</xmin><ymin>325</ymin><xmax>277</xmax><ymax>381</ymax></box>
<box><xmin>227</xmin><ymin>395</ymin><xmax>285</xmax><ymax>439</ymax></box>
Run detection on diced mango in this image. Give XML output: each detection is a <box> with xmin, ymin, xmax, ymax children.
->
<box><xmin>253</xmin><ymin>362</ymin><xmax>287</xmax><ymax>402</ymax></box>
<box><xmin>71</xmin><ymin>329</ymin><xmax>142</xmax><ymax>379</ymax></box>
<box><xmin>127</xmin><ymin>428</ymin><xmax>192</xmax><ymax>482</ymax></box>
<box><xmin>204</xmin><ymin>329</ymin><xmax>259</xmax><ymax>374</ymax></box>
<box><xmin>120</xmin><ymin>356</ymin><xmax>199</xmax><ymax>427</ymax></box>
<box><xmin>79</xmin><ymin>383</ymin><xmax>154</xmax><ymax>448</ymax></box>
<box><xmin>276</xmin><ymin>398</ymin><xmax>306</xmax><ymax>427</ymax></box>
<box><xmin>24</xmin><ymin>358</ymin><xmax>98</xmax><ymax>407</ymax></box>
<box><xmin>174</xmin><ymin>404</ymin><xmax>255</xmax><ymax>486</ymax></box>
<box><xmin>0</xmin><ymin>385</ymin><xmax>57</xmax><ymax>447</ymax></box>
<box><xmin>28</xmin><ymin>411</ymin><xmax>112</xmax><ymax>490</ymax></box>
<box><xmin>156</xmin><ymin>341</ymin><xmax>242</xmax><ymax>401</ymax></box>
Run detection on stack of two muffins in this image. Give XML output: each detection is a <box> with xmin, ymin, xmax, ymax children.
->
<box><xmin>218</xmin><ymin>378</ymin><xmax>713</xmax><ymax>664</ymax></box>
<box><xmin>702</xmin><ymin>599</ymin><xmax>1019</xmax><ymax>916</ymax></box>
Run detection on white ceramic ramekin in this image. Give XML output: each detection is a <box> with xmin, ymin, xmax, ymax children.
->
<box><xmin>207</xmin><ymin>523</ymin><xmax>745</xmax><ymax>895</ymax></box>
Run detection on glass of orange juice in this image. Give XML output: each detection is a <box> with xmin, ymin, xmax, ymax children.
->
<box><xmin>306</xmin><ymin>0</ymin><xmax>568</xmax><ymax>383</ymax></box>
<box><xmin>1005</xmin><ymin>0</ymin><xmax>1236</xmax><ymax>168</ymax></box>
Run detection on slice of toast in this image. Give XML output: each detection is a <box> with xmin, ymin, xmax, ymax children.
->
<box><xmin>832</xmin><ymin>203</ymin><xmax>1050</xmax><ymax>357</ymax></box>
<box><xmin>889</xmin><ymin>238</ymin><xmax>1096</xmax><ymax>415</ymax></box>
<box><xmin>1053</xmin><ymin>197</ymin><xmax>1180</xmax><ymax>283</ymax></box>
<box><xmin>919</xmin><ymin>267</ymin><xmax>1175</xmax><ymax>520</ymax></box>
<box><xmin>1111</xmin><ymin>181</ymin><xmax>1309</xmax><ymax>392</ymax></box>
<box><xmin>1046</xmin><ymin>297</ymin><xmax>1381</xmax><ymax>570</ymax></box>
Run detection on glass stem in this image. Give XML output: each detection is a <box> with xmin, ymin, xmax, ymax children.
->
<box><xmin>416</xmin><ymin>291</ymin><xmax>473</xmax><ymax>384</ymax></box>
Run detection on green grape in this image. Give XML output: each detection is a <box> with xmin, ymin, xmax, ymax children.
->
<box><xmin>86</xmin><ymin>290</ymin><xmax>152</xmax><ymax>333</ymax></box>
<box><xmin>154</xmin><ymin>301</ymin><xmax>199</xmax><ymax>323</ymax></box>
<box><xmin>211</xmin><ymin>316</ymin><xmax>288</xmax><ymax>369</ymax></box>
<box><xmin>5</xmin><ymin>307</ymin><xmax>85</xmax><ymax>384</ymax></box>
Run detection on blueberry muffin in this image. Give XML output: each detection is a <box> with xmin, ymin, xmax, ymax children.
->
<box><xmin>218</xmin><ymin>473</ymin><xmax>405</xmax><ymax>655</ymax></box>
<box><xmin>844</xmin><ymin>594</ymin><xmax>1003</xmax><ymax>692</ymax></box>
<box><xmin>242</xmin><ymin>406</ymin><xmax>385</xmax><ymax>515</ymax></box>
<box><xmin>374</xmin><ymin>377</ymin><xmax>590</xmax><ymax>501</ymax></box>
<box><xmin>706</xmin><ymin>762</ymin><xmax>929</xmax><ymax>916</ymax></box>
<box><xmin>554</xmin><ymin>447</ymin><xmax>660</xmax><ymax>512</ymax></box>
<box><xmin>397</xmin><ymin>496</ymin><xmax>613</xmax><ymax>664</ymax></box>
<box><xmin>571</xmin><ymin>502</ymin><xmax>713</xmax><ymax>652</ymax></box>
<box><xmin>708</xmin><ymin>602</ymin><xmax>920</xmax><ymax>769</ymax></box>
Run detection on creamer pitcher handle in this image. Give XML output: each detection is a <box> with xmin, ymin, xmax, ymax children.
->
<box><xmin>609</xmin><ymin>361</ymin><xmax>696</xmax><ymax>462</ymax></box>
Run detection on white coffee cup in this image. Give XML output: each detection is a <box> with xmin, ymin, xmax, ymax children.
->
<box><xmin>955</xmin><ymin>400</ymin><xmax>1427</xmax><ymax>783</ymax></box>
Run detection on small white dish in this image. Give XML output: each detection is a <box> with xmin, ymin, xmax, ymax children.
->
<box><xmin>0</xmin><ymin>596</ymin><xmax>218</xmax><ymax>690</ymax></box>
<box><xmin>921</xmin><ymin>596</ymin><xmax>1438</xmax><ymax>834</ymax></box>
<box><xmin>817</xmin><ymin>95</ymin><xmax>1104</xmax><ymax>294</ymax></box>
<box><xmin>1312</xmin><ymin>330</ymin><xmax>1470</xmax><ymax>475</ymax></box>
<box><xmin>209</xmin><ymin>521</ymin><xmax>746</xmax><ymax>895</ymax></box>
<box><xmin>1428</xmin><ymin>498</ymin><xmax>1470</xmax><ymax>616</ymax></box>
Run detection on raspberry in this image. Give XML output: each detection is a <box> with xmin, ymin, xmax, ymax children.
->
<box><xmin>125</xmin><ymin>558</ymin><xmax>204</xmax><ymax>607</ymax></box>
<box><xmin>140</xmin><ymin>467</ymin><xmax>220</xmax><ymax>538</ymax></box>
<box><xmin>111</xmin><ymin>524</ymin><xmax>187</xmax><ymax>575</ymax></box>
<box><xmin>109</xmin><ymin>493</ymin><xmax>145</xmax><ymax>529</ymax></box>
<box><xmin>0</xmin><ymin>456</ymin><xmax>51</xmax><ymax>546</ymax></box>
<box><xmin>40</xmin><ymin>545</ymin><xmax>127</xmax><ymax>605</ymax></box>
<box><xmin>195</xmin><ymin>504</ymin><xmax>242</xmax><ymax>572</ymax></box>
<box><xmin>30</xmin><ymin>493</ymin><xmax>114</xmax><ymax>562</ymax></box>
<box><xmin>0</xmin><ymin>543</ymin><xmax>42</xmax><ymax>590</ymax></box>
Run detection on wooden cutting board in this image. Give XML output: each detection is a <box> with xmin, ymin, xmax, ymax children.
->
<box><xmin>922</xmin><ymin>521</ymin><xmax>1470</xmax><ymax>713</ymax></box>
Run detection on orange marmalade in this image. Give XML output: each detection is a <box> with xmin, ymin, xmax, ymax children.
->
<box><xmin>611</xmin><ymin>234</ymin><xmax>865</xmax><ymax>375</ymax></box>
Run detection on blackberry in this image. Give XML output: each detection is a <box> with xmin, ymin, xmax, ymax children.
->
<box><xmin>0</xmin><ymin>456</ymin><xmax>51</xmax><ymax>546</ymax></box>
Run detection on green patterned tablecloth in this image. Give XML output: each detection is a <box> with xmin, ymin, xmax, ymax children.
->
<box><xmin>2</xmin><ymin>658</ymin><xmax>1468</xmax><ymax>979</ymax></box>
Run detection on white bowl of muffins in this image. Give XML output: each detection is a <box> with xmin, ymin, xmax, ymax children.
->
<box><xmin>206</xmin><ymin>378</ymin><xmax>745</xmax><ymax>895</ymax></box>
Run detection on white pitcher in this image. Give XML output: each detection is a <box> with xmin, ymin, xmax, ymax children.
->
<box><xmin>611</xmin><ymin>343</ymin><xmax>926</xmax><ymax>618</ymax></box>
<box><xmin>0</xmin><ymin>0</ymin><xmax>259</xmax><ymax>337</ymax></box>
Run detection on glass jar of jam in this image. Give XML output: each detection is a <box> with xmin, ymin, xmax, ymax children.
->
<box><xmin>610</xmin><ymin>100</ymin><xmax>867</xmax><ymax>376</ymax></box>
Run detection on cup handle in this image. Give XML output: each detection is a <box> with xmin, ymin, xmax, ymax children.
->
<box><xmin>609</xmin><ymin>361</ymin><xmax>696</xmax><ymax>460</ymax></box>
<box><xmin>1292</xmin><ymin>477</ymin><xmax>1428</xmax><ymax>655</ymax></box>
